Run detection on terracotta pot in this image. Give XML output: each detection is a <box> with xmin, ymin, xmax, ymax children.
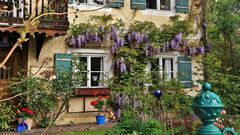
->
<box><xmin>18</xmin><ymin>118</ymin><xmax>33</xmax><ymax>130</ymax></box>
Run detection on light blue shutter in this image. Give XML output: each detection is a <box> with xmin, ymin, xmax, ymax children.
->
<box><xmin>131</xmin><ymin>0</ymin><xmax>146</xmax><ymax>10</ymax></box>
<box><xmin>54</xmin><ymin>53</ymin><xmax>72</xmax><ymax>77</ymax></box>
<box><xmin>178</xmin><ymin>56</ymin><xmax>192</xmax><ymax>88</ymax></box>
<box><xmin>175</xmin><ymin>0</ymin><xmax>189</xmax><ymax>13</ymax></box>
<box><xmin>110</xmin><ymin>0</ymin><xmax>124</xmax><ymax>8</ymax></box>
<box><xmin>68</xmin><ymin>0</ymin><xmax>74</xmax><ymax>4</ymax></box>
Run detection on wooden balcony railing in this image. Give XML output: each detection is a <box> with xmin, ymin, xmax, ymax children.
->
<box><xmin>0</xmin><ymin>67</ymin><xmax>12</xmax><ymax>80</ymax></box>
<box><xmin>0</xmin><ymin>0</ymin><xmax>69</xmax><ymax>30</ymax></box>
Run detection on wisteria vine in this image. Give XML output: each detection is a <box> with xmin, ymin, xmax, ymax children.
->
<box><xmin>66</xmin><ymin>20</ymin><xmax>211</xmax><ymax>73</ymax></box>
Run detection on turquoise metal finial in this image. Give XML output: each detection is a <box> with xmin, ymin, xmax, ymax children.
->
<box><xmin>192</xmin><ymin>82</ymin><xmax>238</xmax><ymax>135</ymax></box>
<box><xmin>202</xmin><ymin>82</ymin><xmax>211</xmax><ymax>91</ymax></box>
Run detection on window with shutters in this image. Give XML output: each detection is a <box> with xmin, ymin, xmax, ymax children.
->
<box><xmin>148</xmin><ymin>55</ymin><xmax>192</xmax><ymax>88</ymax></box>
<box><xmin>142</xmin><ymin>0</ymin><xmax>189</xmax><ymax>14</ymax></box>
<box><xmin>54</xmin><ymin>53</ymin><xmax>107</xmax><ymax>88</ymax></box>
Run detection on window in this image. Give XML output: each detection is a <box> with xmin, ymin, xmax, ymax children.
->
<box><xmin>162</xmin><ymin>58</ymin><xmax>174</xmax><ymax>80</ymax></box>
<box><xmin>74</xmin><ymin>0</ymin><xmax>106</xmax><ymax>5</ymax></box>
<box><xmin>148</xmin><ymin>55</ymin><xmax>192</xmax><ymax>88</ymax></box>
<box><xmin>150</xmin><ymin>57</ymin><xmax>176</xmax><ymax>81</ymax></box>
<box><xmin>72</xmin><ymin>55</ymin><xmax>105</xmax><ymax>88</ymax></box>
<box><xmin>146</xmin><ymin>0</ymin><xmax>171</xmax><ymax>10</ymax></box>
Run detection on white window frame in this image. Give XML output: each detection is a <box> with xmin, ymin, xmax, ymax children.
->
<box><xmin>143</xmin><ymin>0</ymin><xmax>176</xmax><ymax>16</ymax></box>
<box><xmin>146</xmin><ymin>0</ymin><xmax>175</xmax><ymax>11</ymax></box>
<box><xmin>72</xmin><ymin>53</ymin><xmax>107</xmax><ymax>88</ymax></box>
<box><xmin>148</xmin><ymin>54</ymin><xmax>178</xmax><ymax>81</ymax></box>
<box><xmin>72</xmin><ymin>0</ymin><xmax>107</xmax><ymax>6</ymax></box>
<box><xmin>68</xmin><ymin>48</ymin><xmax>111</xmax><ymax>88</ymax></box>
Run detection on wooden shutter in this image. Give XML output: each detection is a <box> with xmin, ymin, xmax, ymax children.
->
<box><xmin>68</xmin><ymin>0</ymin><xmax>74</xmax><ymax>4</ymax></box>
<box><xmin>110</xmin><ymin>0</ymin><xmax>124</xmax><ymax>8</ymax></box>
<box><xmin>54</xmin><ymin>53</ymin><xmax>72</xmax><ymax>77</ymax></box>
<box><xmin>175</xmin><ymin>0</ymin><xmax>189</xmax><ymax>13</ymax></box>
<box><xmin>131</xmin><ymin>0</ymin><xmax>146</xmax><ymax>10</ymax></box>
<box><xmin>178</xmin><ymin>56</ymin><xmax>192</xmax><ymax>88</ymax></box>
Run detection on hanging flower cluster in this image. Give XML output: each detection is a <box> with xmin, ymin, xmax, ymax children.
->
<box><xmin>185</xmin><ymin>43</ymin><xmax>211</xmax><ymax>56</ymax></box>
<box><xmin>68</xmin><ymin>32</ymin><xmax>101</xmax><ymax>48</ymax></box>
<box><xmin>110</xmin><ymin>26</ymin><xmax>125</xmax><ymax>54</ymax></box>
<box><xmin>128</xmin><ymin>31</ymin><xmax>154</xmax><ymax>57</ymax></box>
<box><xmin>115</xmin><ymin>58</ymin><xmax>127</xmax><ymax>73</ymax></box>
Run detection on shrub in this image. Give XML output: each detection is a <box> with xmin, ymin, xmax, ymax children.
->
<box><xmin>105</xmin><ymin>119</ymin><xmax>166</xmax><ymax>135</ymax></box>
<box><xmin>0</xmin><ymin>102</ymin><xmax>16</xmax><ymax>131</ymax></box>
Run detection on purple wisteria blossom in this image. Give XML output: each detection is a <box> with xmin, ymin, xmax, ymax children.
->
<box><xmin>69</xmin><ymin>36</ymin><xmax>77</xmax><ymax>48</ymax></box>
<box><xmin>119</xmin><ymin>61</ymin><xmax>127</xmax><ymax>73</ymax></box>
<box><xmin>111</xmin><ymin>43</ymin><xmax>118</xmax><ymax>54</ymax></box>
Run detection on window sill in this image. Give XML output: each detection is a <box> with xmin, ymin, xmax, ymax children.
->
<box><xmin>141</xmin><ymin>9</ymin><xmax>176</xmax><ymax>16</ymax></box>
<box><xmin>69</xmin><ymin>3</ymin><xmax>112</xmax><ymax>13</ymax></box>
<box><xmin>75</xmin><ymin>87</ymin><xmax>111</xmax><ymax>96</ymax></box>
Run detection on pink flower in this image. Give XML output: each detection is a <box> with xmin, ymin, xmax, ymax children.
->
<box><xmin>221</xmin><ymin>110</ymin><xmax>227</xmax><ymax>115</ymax></box>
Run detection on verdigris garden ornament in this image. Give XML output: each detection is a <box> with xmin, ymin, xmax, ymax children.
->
<box><xmin>192</xmin><ymin>82</ymin><xmax>238</xmax><ymax>135</ymax></box>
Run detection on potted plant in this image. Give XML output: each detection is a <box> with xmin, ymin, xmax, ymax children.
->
<box><xmin>16</xmin><ymin>107</ymin><xmax>34</xmax><ymax>130</ymax></box>
<box><xmin>90</xmin><ymin>95</ymin><xmax>110</xmax><ymax>125</ymax></box>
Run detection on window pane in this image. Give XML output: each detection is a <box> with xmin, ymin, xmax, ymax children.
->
<box><xmin>80</xmin><ymin>57</ymin><xmax>87</xmax><ymax>71</ymax></box>
<box><xmin>91</xmin><ymin>57</ymin><xmax>103</xmax><ymax>71</ymax></box>
<box><xmin>162</xmin><ymin>58</ymin><xmax>173</xmax><ymax>81</ymax></box>
<box><xmin>73</xmin><ymin>72</ymin><xmax>87</xmax><ymax>87</ymax></box>
<box><xmin>94</xmin><ymin>0</ymin><xmax>104</xmax><ymax>4</ymax></box>
<box><xmin>91</xmin><ymin>72</ymin><xmax>104</xmax><ymax>87</ymax></box>
<box><xmin>147</xmin><ymin>0</ymin><xmax>157</xmax><ymax>9</ymax></box>
<box><xmin>160</xmin><ymin>0</ymin><xmax>170</xmax><ymax>10</ymax></box>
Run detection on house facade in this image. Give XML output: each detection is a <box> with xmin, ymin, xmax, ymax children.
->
<box><xmin>34</xmin><ymin>0</ymin><xmax>201</xmax><ymax>125</ymax></box>
<box><xmin>1</xmin><ymin>0</ymin><xmax>201</xmax><ymax>125</ymax></box>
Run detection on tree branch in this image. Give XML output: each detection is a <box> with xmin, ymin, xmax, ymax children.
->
<box><xmin>0</xmin><ymin>41</ymin><xmax>21</xmax><ymax>68</ymax></box>
<box><xmin>0</xmin><ymin>90</ymin><xmax>33</xmax><ymax>102</ymax></box>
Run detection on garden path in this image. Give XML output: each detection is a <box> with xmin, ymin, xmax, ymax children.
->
<box><xmin>1</xmin><ymin>123</ymin><xmax>114</xmax><ymax>135</ymax></box>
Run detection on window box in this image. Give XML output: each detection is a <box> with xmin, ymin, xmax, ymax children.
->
<box><xmin>75</xmin><ymin>88</ymin><xmax>111</xmax><ymax>96</ymax></box>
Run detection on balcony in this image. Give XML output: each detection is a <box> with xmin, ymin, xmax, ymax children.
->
<box><xmin>0</xmin><ymin>0</ymin><xmax>69</xmax><ymax>33</ymax></box>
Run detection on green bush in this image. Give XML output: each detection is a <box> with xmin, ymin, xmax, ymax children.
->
<box><xmin>0</xmin><ymin>102</ymin><xmax>16</xmax><ymax>131</ymax></box>
<box><xmin>105</xmin><ymin>119</ymin><xmax>168</xmax><ymax>135</ymax></box>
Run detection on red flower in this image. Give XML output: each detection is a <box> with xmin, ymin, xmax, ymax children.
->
<box><xmin>105</xmin><ymin>95</ymin><xmax>110</xmax><ymax>99</ymax></box>
<box><xmin>21</xmin><ymin>108</ymin><xmax>28</xmax><ymax>112</ymax></box>
<box><xmin>90</xmin><ymin>100</ymin><xmax>98</xmax><ymax>106</ymax></box>
<box><xmin>98</xmin><ymin>96</ymin><xmax>102</xmax><ymax>100</ymax></box>
<box><xmin>27</xmin><ymin>109</ymin><xmax>34</xmax><ymax>115</ymax></box>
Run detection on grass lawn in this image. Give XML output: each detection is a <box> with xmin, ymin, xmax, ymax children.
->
<box><xmin>59</xmin><ymin>129</ymin><xmax>107</xmax><ymax>135</ymax></box>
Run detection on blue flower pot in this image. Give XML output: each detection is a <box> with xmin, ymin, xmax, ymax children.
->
<box><xmin>96</xmin><ymin>115</ymin><xmax>105</xmax><ymax>125</ymax></box>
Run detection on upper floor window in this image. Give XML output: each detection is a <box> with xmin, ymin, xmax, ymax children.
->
<box><xmin>74</xmin><ymin>0</ymin><xmax>106</xmax><ymax>5</ymax></box>
<box><xmin>146</xmin><ymin>0</ymin><xmax>171</xmax><ymax>10</ymax></box>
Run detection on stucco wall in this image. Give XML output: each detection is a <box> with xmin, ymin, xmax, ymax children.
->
<box><xmin>68</xmin><ymin>0</ymin><xmax>188</xmax><ymax>27</ymax></box>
